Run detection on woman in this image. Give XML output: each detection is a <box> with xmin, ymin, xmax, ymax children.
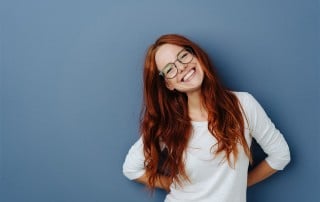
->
<box><xmin>123</xmin><ymin>34</ymin><xmax>290</xmax><ymax>202</ymax></box>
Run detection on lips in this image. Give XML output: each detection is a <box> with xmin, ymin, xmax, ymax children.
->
<box><xmin>181</xmin><ymin>67</ymin><xmax>196</xmax><ymax>82</ymax></box>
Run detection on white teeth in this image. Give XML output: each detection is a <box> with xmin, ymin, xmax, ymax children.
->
<box><xmin>183</xmin><ymin>69</ymin><xmax>195</xmax><ymax>82</ymax></box>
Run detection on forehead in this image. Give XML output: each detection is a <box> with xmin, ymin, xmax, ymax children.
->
<box><xmin>155</xmin><ymin>44</ymin><xmax>183</xmax><ymax>71</ymax></box>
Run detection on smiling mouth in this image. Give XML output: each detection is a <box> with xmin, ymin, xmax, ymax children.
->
<box><xmin>181</xmin><ymin>67</ymin><xmax>196</xmax><ymax>82</ymax></box>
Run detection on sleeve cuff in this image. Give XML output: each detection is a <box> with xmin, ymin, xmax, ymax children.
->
<box><xmin>265</xmin><ymin>153</ymin><xmax>291</xmax><ymax>170</ymax></box>
<box><xmin>123</xmin><ymin>169</ymin><xmax>146</xmax><ymax>180</ymax></box>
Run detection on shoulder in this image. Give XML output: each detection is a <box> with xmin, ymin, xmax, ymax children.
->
<box><xmin>231</xmin><ymin>91</ymin><xmax>254</xmax><ymax>105</ymax></box>
<box><xmin>231</xmin><ymin>91</ymin><xmax>261</xmax><ymax>115</ymax></box>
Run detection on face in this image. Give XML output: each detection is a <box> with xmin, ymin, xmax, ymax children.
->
<box><xmin>155</xmin><ymin>44</ymin><xmax>204</xmax><ymax>94</ymax></box>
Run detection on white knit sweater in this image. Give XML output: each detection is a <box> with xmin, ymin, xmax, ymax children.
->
<box><xmin>123</xmin><ymin>92</ymin><xmax>290</xmax><ymax>202</ymax></box>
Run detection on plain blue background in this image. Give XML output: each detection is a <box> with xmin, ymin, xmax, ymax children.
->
<box><xmin>0</xmin><ymin>0</ymin><xmax>319</xmax><ymax>201</ymax></box>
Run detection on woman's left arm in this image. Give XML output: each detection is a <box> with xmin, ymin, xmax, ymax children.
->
<box><xmin>242</xmin><ymin>93</ymin><xmax>291</xmax><ymax>186</ymax></box>
<box><xmin>247</xmin><ymin>160</ymin><xmax>277</xmax><ymax>187</ymax></box>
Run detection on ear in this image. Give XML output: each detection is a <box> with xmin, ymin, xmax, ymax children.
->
<box><xmin>165</xmin><ymin>81</ymin><xmax>175</xmax><ymax>91</ymax></box>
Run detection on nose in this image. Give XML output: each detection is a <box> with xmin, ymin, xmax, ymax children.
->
<box><xmin>175</xmin><ymin>61</ymin><xmax>187</xmax><ymax>73</ymax></box>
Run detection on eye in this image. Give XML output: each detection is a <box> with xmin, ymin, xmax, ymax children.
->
<box><xmin>179</xmin><ymin>52</ymin><xmax>189</xmax><ymax>60</ymax></box>
<box><xmin>165</xmin><ymin>66</ymin><xmax>173</xmax><ymax>75</ymax></box>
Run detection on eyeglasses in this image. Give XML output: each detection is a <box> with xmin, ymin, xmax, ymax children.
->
<box><xmin>159</xmin><ymin>47</ymin><xmax>194</xmax><ymax>79</ymax></box>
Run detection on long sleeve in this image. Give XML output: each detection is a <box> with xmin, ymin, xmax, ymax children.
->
<box><xmin>122</xmin><ymin>137</ymin><xmax>146</xmax><ymax>180</ymax></box>
<box><xmin>241</xmin><ymin>92</ymin><xmax>291</xmax><ymax>170</ymax></box>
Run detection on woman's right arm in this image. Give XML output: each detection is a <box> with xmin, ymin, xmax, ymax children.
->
<box><xmin>123</xmin><ymin>137</ymin><xmax>172</xmax><ymax>191</ymax></box>
<box><xmin>123</xmin><ymin>137</ymin><xmax>146</xmax><ymax>180</ymax></box>
<box><xmin>136</xmin><ymin>173</ymin><xmax>172</xmax><ymax>192</ymax></box>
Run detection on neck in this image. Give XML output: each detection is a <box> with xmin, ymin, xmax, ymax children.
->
<box><xmin>187</xmin><ymin>90</ymin><xmax>208</xmax><ymax>121</ymax></box>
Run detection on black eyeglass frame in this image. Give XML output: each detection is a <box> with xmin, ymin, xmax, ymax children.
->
<box><xmin>158</xmin><ymin>47</ymin><xmax>194</xmax><ymax>79</ymax></box>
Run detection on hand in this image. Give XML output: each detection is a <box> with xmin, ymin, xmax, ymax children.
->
<box><xmin>136</xmin><ymin>173</ymin><xmax>172</xmax><ymax>192</ymax></box>
<box><xmin>159</xmin><ymin>176</ymin><xmax>173</xmax><ymax>192</ymax></box>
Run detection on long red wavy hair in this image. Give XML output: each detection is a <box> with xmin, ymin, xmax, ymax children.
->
<box><xmin>141</xmin><ymin>34</ymin><xmax>251</xmax><ymax>189</ymax></box>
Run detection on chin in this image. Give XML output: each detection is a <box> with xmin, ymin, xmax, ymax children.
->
<box><xmin>176</xmin><ymin>83</ymin><xmax>203</xmax><ymax>94</ymax></box>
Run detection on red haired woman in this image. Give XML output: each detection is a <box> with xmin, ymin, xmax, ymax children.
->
<box><xmin>123</xmin><ymin>34</ymin><xmax>290</xmax><ymax>202</ymax></box>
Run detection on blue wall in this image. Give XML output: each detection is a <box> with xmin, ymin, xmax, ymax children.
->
<box><xmin>0</xmin><ymin>0</ymin><xmax>319</xmax><ymax>201</ymax></box>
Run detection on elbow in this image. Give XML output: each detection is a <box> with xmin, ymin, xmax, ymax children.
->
<box><xmin>279</xmin><ymin>153</ymin><xmax>291</xmax><ymax>170</ymax></box>
<box><xmin>266</xmin><ymin>148</ymin><xmax>291</xmax><ymax>171</ymax></box>
<box><xmin>122</xmin><ymin>164</ymin><xmax>145</xmax><ymax>181</ymax></box>
<box><xmin>280</xmin><ymin>145</ymin><xmax>291</xmax><ymax>169</ymax></box>
<box><xmin>283</xmin><ymin>149</ymin><xmax>291</xmax><ymax>168</ymax></box>
<box><xmin>122</xmin><ymin>164</ymin><xmax>133</xmax><ymax>180</ymax></box>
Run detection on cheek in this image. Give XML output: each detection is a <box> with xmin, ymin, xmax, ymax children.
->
<box><xmin>165</xmin><ymin>79</ymin><xmax>174</xmax><ymax>86</ymax></box>
<box><xmin>165</xmin><ymin>79</ymin><xmax>177</xmax><ymax>90</ymax></box>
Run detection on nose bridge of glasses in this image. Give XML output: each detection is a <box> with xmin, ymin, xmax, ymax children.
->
<box><xmin>174</xmin><ymin>59</ymin><xmax>187</xmax><ymax>71</ymax></box>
